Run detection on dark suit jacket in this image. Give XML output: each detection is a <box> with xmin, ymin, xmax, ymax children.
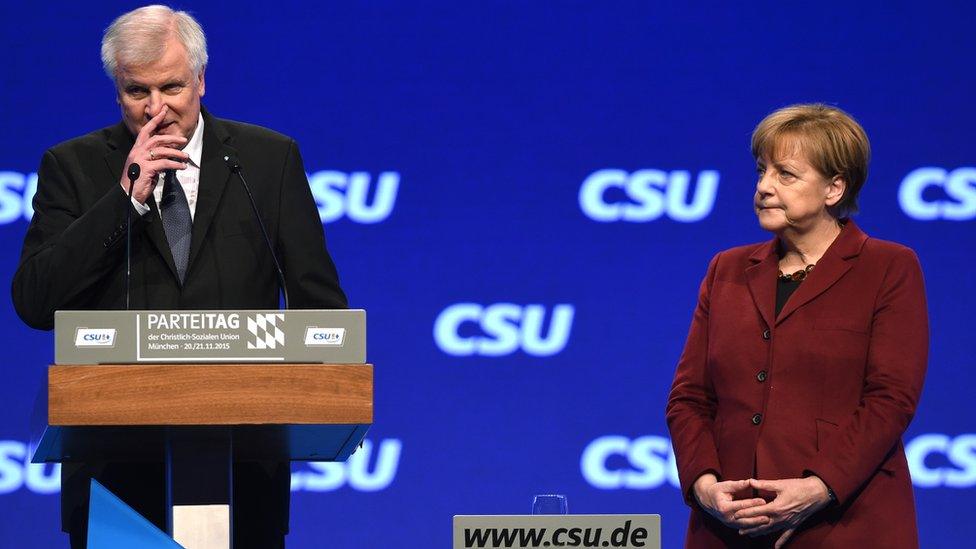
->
<box><xmin>12</xmin><ymin>107</ymin><xmax>347</xmax><ymax>543</ymax></box>
<box><xmin>13</xmin><ymin>107</ymin><xmax>346</xmax><ymax>326</ymax></box>
<box><xmin>666</xmin><ymin>221</ymin><xmax>928</xmax><ymax>548</ymax></box>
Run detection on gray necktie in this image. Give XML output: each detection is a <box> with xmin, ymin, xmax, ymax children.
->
<box><xmin>161</xmin><ymin>170</ymin><xmax>191</xmax><ymax>283</ymax></box>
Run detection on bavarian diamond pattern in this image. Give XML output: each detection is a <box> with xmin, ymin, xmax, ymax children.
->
<box><xmin>246</xmin><ymin>313</ymin><xmax>285</xmax><ymax>349</ymax></box>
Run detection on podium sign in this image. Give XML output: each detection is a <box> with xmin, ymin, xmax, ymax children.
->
<box><xmin>453</xmin><ymin>515</ymin><xmax>661</xmax><ymax>549</ymax></box>
<box><xmin>54</xmin><ymin>309</ymin><xmax>366</xmax><ymax>364</ymax></box>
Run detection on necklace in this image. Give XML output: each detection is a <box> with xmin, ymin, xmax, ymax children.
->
<box><xmin>778</xmin><ymin>264</ymin><xmax>815</xmax><ymax>282</ymax></box>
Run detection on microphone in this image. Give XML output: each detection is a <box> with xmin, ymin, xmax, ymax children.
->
<box><xmin>223</xmin><ymin>155</ymin><xmax>290</xmax><ymax>309</ymax></box>
<box><xmin>124</xmin><ymin>163</ymin><xmax>140</xmax><ymax>310</ymax></box>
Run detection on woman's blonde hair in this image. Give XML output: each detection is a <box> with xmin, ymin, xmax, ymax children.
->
<box><xmin>752</xmin><ymin>103</ymin><xmax>870</xmax><ymax>217</ymax></box>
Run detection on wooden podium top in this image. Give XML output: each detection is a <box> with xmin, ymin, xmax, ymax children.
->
<box><xmin>32</xmin><ymin>364</ymin><xmax>373</xmax><ymax>463</ymax></box>
<box><xmin>48</xmin><ymin>364</ymin><xmax>373</xmax><ymax>426</ymax></box>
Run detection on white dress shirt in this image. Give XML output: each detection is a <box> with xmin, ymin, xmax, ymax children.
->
<box><xmin>132</xmin><ymin>112</ymin><xmax>204</xmax><ymax>221</ymax></box>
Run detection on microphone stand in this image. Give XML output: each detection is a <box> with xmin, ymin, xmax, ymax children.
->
<box><xmin>125</xmin><ymin>163</ymin><xmax>141</xmax><ymax>310</ymax></box>
<box><xmin>223</xmin><ymin>155</ymin><xmax>290</xmax><ymax>309</ymax></box>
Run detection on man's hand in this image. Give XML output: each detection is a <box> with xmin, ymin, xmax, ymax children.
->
<box><xmin>119</xmin><ymin>106</ymin><xmax>189</xmax><ymax>204</ymax></box>
<box><xmin>734</xmin><ymin>477</ymin><xmax>832</xmax><ymax>548</ymax></box>
<box><xmin>692</xmin><ymin>474</ymin><xmax>769</xmax><ymax>530</ymax></box>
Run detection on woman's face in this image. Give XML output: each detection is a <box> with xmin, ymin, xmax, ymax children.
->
<box><xmin>754</xmin><ymin>141</ymin><xmax>845</xmax><ymax>235</ymax></box>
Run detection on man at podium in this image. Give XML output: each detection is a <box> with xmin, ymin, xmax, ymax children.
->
<box><xmin>11</xmin><ymin>5</ymin><xmax>347</xmax><ymax>548</ymax></box>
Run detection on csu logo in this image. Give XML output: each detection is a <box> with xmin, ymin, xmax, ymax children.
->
<box><xmin>309</xmin><ymin>170</ymin><xmax>399</xmax><ymax>224</ymax></box>
<box><xmin>291</xmin><ymin>438</ymin><xmax>401</xmax><ymax>492</ymax></box>
<box><xmin>899</xmin><ymin>167</ymin><xmax>976</xmax><ymax>220</ymax></box>
<box><xmin>581</xmin><ymin>435</ymin><xmax>679</xmax><ymax>490</ymax></box>
<box><xmin>434</xmin><ymin>303</ymin><xmax>574</xmax><ymax>357</ymax></box>
<box><xmin>0</xmin><ymin>438</ymin><xmax>400</xmax><ymax>495</ymax></box>
<box><xmin>0</xmin><ymin>170</ymin><xmax>398</xmax><ymax>226</ymax></box>
<box><xmin>579</xmin><ymin>434</ymin><xmax>976</xmax><ymax>491</ymax></box>
<box><xmin>0</xmin><ymin>171</ymin><xmax>37</xmax><ymax>224</ymax></box>
<box><xmin>905</xmin><ymin>434</ymin><xmax>976</xmax><ymax>487</ymax></box>
<box><xmin>304</xmin><ymin>327</ymin><xmax>345</xmax><ymax>346</ymax></box>
<box><xmin>0</xmin><ymin>440</ymin><xmax>61</xmax><ymax>495</ymax></box>
<box><xmin>579</xmin><ymin>169</ymin><xmax>719</xmax><ymax>222</ymax></box>
<box><xmin>74</xmin><ymin>328</ymin><xmax>116</xmax><ymax>347</ymax></box>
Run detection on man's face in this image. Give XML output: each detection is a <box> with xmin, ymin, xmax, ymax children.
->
<box><xmin>116</xmin><ymin>35</ymin><xmax>205</xmax><ymax>144</ymax></box>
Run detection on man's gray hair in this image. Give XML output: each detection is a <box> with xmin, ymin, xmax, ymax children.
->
<box><xmin>101</xmin><ymin>5</ymin><xmax>208</xmax><ymax>81</ymax></box>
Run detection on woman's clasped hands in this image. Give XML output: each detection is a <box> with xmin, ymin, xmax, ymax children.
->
<box><xmin>694</xmin><ymin>474</ymin><xmax>832</xmax><ymax>548</ymax></box>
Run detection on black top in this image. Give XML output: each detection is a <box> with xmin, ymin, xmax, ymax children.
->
<box><xmin>776</xmin><ymin>277</ymin><xmax>802</xmax><ymax>317</ymax></box>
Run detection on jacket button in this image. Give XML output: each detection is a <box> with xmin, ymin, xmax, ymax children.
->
<box><xmin>751</xmin><ymin>413</ymin><xmax>763</xmax><ymax>425</ymax></box>
<box><xmin>757</xmin><ymin>370</ymin><xmax>767</xmax><ymax>382</ymax></box>
<box><xmin>762</xmin><ymin>329</ymin><xmax>771</xmax><ymax>340</ymax></box>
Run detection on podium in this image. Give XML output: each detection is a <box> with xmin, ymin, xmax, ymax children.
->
<box><xmin>30</xmin><ymin>310</ymin><xmax>371</xmax><ymax>548</ymax></box>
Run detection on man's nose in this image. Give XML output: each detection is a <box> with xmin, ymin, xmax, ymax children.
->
<box><xmin>145</xmin><ymin>90</ymin><xmax>166</xmax><ymax>119</ymax></box>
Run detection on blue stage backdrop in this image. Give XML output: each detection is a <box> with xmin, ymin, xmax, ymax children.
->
<box><xmin>1</xmin><ymin>2</ymin><xmax>973</xmax><ymax>547</ymax></box>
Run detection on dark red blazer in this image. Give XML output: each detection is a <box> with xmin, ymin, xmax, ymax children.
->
<box><xmin>666</xmin><ymin>221</ymin><xmax>928</xmax><ymax>548</ymax></box>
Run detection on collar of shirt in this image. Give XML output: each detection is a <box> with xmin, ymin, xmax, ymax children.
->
<box><xmin>183</xmin><ymin>111</ymin><xmax>204</xmax><ymax>169</ymax></box>
<box><xmin>153</xmin><ymin>112</ymin><xmax>204</xmax><ymax>220</ymax></box>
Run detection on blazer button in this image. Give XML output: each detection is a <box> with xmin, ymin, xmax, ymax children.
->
<box><xmin>751</xmin><ymin>413</ymin><xmax>763</xmax><ymax>425</ymax></box>
<box><xmin>762</xmin><ymin>329</ymin><xmax>771</xmax><ymax>340</ymax></box>
<box><xmin>756</xmin><ymin>370</ymin><xmax>767</xmax><ymax>382</ymax></box>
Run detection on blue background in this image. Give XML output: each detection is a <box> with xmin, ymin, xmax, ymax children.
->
<box><xmin>1</xmin><ymin>1</ymin><xmax>974</xmax><ymax>547</ymax></box>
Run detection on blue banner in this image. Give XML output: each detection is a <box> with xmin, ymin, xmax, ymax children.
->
<box><xmin>0</xmin><ymin>1</ymin><xmax>972</xmax><ymax>547</ymax></box>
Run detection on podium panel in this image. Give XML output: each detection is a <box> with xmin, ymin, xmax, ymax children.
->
<box><xmin>55</xmin><ymin>309</ymin><xmax>366</xmax><ymax>364</ymax></box>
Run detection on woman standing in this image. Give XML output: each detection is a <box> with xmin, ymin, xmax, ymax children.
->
<box><xmin>666</xmin><ymin>104</ymin><xmax>928</xmax><ymax>548</ymax></box>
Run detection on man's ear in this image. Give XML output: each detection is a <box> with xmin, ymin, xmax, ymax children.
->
<box><xmin>114</xmin><ymin>75</ymin><xmax>123</xmax><ymax>105</ymax></box>
<box><xmin>197</xmin><ymin>67</ymin><xmax>206</xmax><ymax>97</ymax></box>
